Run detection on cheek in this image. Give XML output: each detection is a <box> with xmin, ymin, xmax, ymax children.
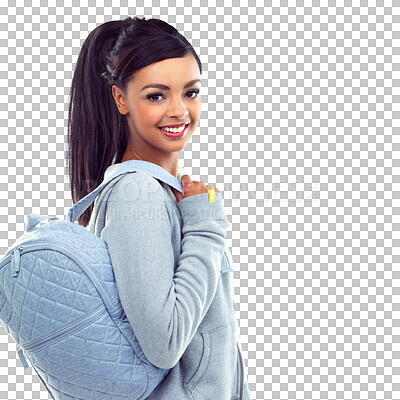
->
<box><xmin>191</xmin><ymin>102</ymin><xmax>201</xmax><ymax>121</ymax></box>
<box><xmin>135</xmin><ymin>103</ymin><xmax>162</xmax><ymax>126</ymax></box>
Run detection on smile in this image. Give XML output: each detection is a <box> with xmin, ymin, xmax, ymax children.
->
<box><xmin>159</xmin><ymin>123</ymin><xmax>189</xmax><ymax>138</ymax></box>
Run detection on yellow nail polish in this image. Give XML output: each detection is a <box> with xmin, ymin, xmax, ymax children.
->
<box><xmin>208</xmin><ymin>189</ymin><xmax>215</xmax><ymax>203</ymax></box>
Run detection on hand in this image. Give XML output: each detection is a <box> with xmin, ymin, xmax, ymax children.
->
<box><xmin>171</xmin><ymin>174</ymin><xmax>220</xmax><ymax>203</ymax></box>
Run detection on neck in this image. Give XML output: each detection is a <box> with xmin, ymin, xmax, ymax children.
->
<box><xmin>120</xmin><ymin>147</ymin><xmax>180</xmax><ymax>178</ymax></box>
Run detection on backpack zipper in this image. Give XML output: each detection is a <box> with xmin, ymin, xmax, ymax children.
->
<box><xmin>2</xmin><ymin>242</ymin><xmax>114</xmax><ymax>310</ymax></box>
<box><xmin>21</xmin><ymin>306</ymin><xmax>107</xmax><ymax>354</ymax></box>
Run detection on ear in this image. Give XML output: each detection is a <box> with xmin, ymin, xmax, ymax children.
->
<box><xmin>112</xmin><ymin>85</ymin><xmax>129</xmax><ymax>115</ymax></box>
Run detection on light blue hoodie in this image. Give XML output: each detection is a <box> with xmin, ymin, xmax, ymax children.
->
<box><xmin>88</xmin><ymin>162</ymin><xmax>252</xmax><ymax>400</ymax></box>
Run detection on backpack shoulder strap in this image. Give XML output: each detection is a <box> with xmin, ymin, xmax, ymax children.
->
<box><xmin>66</xmin><ymin>160</ymin><xmax>183</xmax><ymax>224</ymax></box>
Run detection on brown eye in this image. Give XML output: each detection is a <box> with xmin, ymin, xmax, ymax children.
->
<box><xmin>186</xmin><ymin>89</ymin><xmax>200</xmax><ymax>99</ymax></box>
<box><xmin>146</xmin><ymin>93</ymin><xmax>164</xmax><ymax>102</ymax></box>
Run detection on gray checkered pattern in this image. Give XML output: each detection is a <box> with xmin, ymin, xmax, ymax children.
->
<box><xmin>1</xmin><ymin>1</ymin><xmax>399</xmax><ymax>399</ymax></box>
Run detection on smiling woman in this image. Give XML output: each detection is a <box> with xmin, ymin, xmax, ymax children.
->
<box><xmin>66</xmin><ymin>15</ymin><xmax>252</xmax><ymax>400</ymax></box>
<box><xmin>111</xmin><ymin>54</ymin><xmax>202</xmax><ymax>166</ymax></box>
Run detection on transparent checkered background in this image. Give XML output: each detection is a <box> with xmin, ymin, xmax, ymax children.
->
<box><xmin>1</xmin><ymin>1</ymin><xmax>399</xmax><ymax>399</ymax></box>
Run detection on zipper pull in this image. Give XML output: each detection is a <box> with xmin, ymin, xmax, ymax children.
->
<box><xmin>16</xmin><ymin>345</ymin><xmax>29</xmax><ymax>369</ymax></box>
<box><xmin>11</xmin><ymin>246</ymin><xmax>23</xmax><ymax>278</ymax></box>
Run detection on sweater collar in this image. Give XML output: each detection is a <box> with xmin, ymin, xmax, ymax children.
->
<box><xmin>103</xmin><ymin>162</ymin><xmax>187</xmax><ymax>182</ymax></box>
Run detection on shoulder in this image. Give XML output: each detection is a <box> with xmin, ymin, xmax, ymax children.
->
<box><xmin>107</xmin><ymin>171</ymin><xmax>170</xmax><ymax>207</ymax></box>
<box><xmin>104</xmin><ymin>171</ymin><xmax>175</xmax><ymax>228</ymax></box>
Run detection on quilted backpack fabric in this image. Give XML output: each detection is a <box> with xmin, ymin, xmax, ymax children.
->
<box><xmin>0</xmin><ymin>160</ymin><xmax>199</xmax><ymax>400</ymax></box>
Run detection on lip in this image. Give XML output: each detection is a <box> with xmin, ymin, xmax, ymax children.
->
<box><xmin>159</xmin><ymin>123</ymin><xmax>189</xmax><ymax>138</ymax></box>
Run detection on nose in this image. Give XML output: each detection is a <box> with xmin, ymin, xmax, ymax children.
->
<box><xmin>166</xmin><ymin>95</ymin><xmax>188</xmax><ymax>119</ymax></box>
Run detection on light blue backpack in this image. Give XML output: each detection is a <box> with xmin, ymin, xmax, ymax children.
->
<box><xmin>0</xmin><ymin>160</ymin><xmax>233</xmax><ymax>400</ymax></box>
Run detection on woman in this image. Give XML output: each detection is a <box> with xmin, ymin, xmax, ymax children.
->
<box><xmin>67</xmin><ymin>16</ymin><xmax>251</xmax><ymax>400</ymax></box>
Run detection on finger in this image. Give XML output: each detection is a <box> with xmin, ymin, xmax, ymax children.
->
<box><xmin>206</xmin><ymin>185</ymin><xmax>220</xmax><ymax>194</ymax></box>
<box><xmin>180</xmin><ymin>174</ymin><xmax>192</xmax><ymax>185</ymax></box>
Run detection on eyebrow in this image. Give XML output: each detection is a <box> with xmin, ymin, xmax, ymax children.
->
<box><xmin>140</xmin><ymin>79</ymin><xmax>201</xmax><ymax>92</ymax></box>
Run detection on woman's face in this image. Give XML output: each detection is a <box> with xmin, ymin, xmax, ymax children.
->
<box><xmin>112</xmin><ymin>53</ymin><xmax>201</xmax><ymax>163</ymax></box>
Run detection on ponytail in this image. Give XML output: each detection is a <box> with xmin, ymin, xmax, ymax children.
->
<box><xmin>67</xmin><ymin>16</ymin><xmax>202</xmax><ymax>227</ymax></box>
<box><xmin>67</xmin><ymin>18</ymin><xmax>132</xmax><ymax>227</ymax></box>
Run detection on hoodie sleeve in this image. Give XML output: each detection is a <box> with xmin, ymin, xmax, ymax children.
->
<box><xmin>101</xmin><ymin>172</ymin><xmax>230</xmax><ymax>369</ymax></box>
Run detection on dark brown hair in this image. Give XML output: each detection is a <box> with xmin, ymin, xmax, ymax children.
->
<box><xmin>67</xmin><ymin>16</ymin><xmax>202</xmax><ymax>226</ymax></box>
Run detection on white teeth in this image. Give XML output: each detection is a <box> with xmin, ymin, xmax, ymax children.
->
<box><xmin>160</xmin><ymin>125</ymin><xmax>186</xmax><ymax>133</ymax></box>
